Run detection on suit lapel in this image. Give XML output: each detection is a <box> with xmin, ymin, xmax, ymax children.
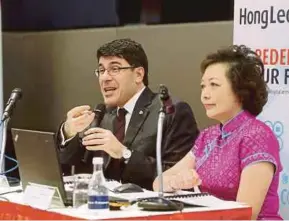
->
<box><xmin>123</xmin><ymin>88</ymin><xmax>156</xmax><ymax>148</ymax></box>
<box><xmin>104</xmin><ymin>109</ymin><xmax>116</xmax><ymax>133</ymax></box>
<box><xmin>101</xmin><ymin>108</ymin><xmax>117</xmax><ymax>169</ymax></box>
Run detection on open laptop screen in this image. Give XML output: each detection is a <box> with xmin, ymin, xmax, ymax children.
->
<box><xmin>11</xmin><ymin>128</ymin><xmax>69</xmax><ymax>203</ymax></box>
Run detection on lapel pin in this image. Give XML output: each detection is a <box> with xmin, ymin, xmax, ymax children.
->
<box><xmin>139</xmin><ymin>110</ymin><xmax>144</xmax><ymax>115</ymax></box>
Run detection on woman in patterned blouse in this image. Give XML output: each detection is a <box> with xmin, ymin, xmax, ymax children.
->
<box><xmin>153</xmin><ymin>45</ymin><xmax>282</xmax><ymax>220</ymax></box>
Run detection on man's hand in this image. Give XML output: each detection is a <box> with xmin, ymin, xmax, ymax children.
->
<box><xmin>63</xmin><ymin>105</ymin><xmax>95</xmax><ymax>138</ymax></box>
<box><xmin>82</xmin><ymin>127</ymin><xmax>125</xmax><ymax>159</ymax></box>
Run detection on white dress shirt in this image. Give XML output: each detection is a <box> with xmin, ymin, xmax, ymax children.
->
<box><xmin>120</xmin><ymin>86</ymin><xmax>146</xmax><ymax>133</ymax></box>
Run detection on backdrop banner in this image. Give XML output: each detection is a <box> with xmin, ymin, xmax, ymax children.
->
<box><xmin>234</xmin><ymin>0</ymin><xmax>289</xmax><ymax>218</ymax></box>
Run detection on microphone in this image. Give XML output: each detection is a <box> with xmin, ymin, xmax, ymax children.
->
<box><xmin>81</xmin><ymin>103</ymin><xmax>106</xmax><ymax>163</ymax></box>
<box><xmin>1</xmin><ymin>88</ymin><xmax>23</xmax><ymax>122</ymax></box>
<box><xmin>89</xmin><ymin>103</ymin><xmax>106</xmax><ymax>128</ymax></box>
<box><xmin>159</xmin><ymin>84</ymin><xmax>174</xmax><ymax>114</ymax></box>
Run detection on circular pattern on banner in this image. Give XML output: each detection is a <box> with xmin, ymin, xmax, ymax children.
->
<box><xmin>282</xmin><ymin>173</ymin><xmax>289</xmax><ymax>185</ymax></box>
<box><xmin>273</xmin><ymin>121</ymin><xmax>284</xmax><ymax>137</ymax></box>
<box><xmin>264</xmin><ymin>120</ymin><xmax>284</xmax><ymax>150</ymax></box>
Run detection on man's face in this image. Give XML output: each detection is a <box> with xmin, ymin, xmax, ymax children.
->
<box><xmin>97</xmin><ymin>56</ymin><xmax>144</xmax><ymax>107</ymax></box>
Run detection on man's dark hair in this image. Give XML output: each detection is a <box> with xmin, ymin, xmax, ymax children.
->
<box><xmin>200</xmin><ymin>45</ymin><xmax>268</xmax><ymax>116</ymax></box>
<box><xmin>97</xmin><ymin>38</ymin><xmax>149</xmax><ymax>86</ymax></box>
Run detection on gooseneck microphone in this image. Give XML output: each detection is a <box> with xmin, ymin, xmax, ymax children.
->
<box><xmin>137</xmin><ymin>84</ymin><xmax>182</xmax><ymax>211</ymax></box>
<box><xmin>81</xmin><ymin>103</ymin><xmax>106</xmax><ymax>163</ymax></box>
<box><xmin>1</xmin><ymin>88</ymin><xmax>23</xmax><ymax>122</ymax></box>
<box><xmin>156</xmin><ymin>84</ymin><xmax>175</xmax><ymax>196</ymax></box>
<box><xmin>0</xmin><ymin>88</ymin><xmax>22</xmax><ymax>176</ymax></box>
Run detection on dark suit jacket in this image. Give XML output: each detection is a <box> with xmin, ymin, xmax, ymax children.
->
<box><xmin>57</xmin><ymin>87</ymin><xmax>199</xmax><ymax>190</ymax></box>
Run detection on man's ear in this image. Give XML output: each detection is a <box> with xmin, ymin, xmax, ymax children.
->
<box><xmin>135</xmin><ymin>67</ymin><xmax>145</xmax><ymax>84</ymax></box>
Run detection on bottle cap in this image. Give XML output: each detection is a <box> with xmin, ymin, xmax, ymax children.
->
<box><xmin>92</xmin><ymin>157</ymin><xmax>103</xmax><ymax>165</ymax></box>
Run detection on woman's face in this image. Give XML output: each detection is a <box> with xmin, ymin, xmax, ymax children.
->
<box><xmin>201</xmin><ymin>63</ymin><xmax>242</xmax><ymax>124</ymax></box>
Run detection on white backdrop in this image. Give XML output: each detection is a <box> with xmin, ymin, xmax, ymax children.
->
<box><xmin>234</xmin><ymin>0</ymin><xmax>289</xmax><ymax>218</ymax></box>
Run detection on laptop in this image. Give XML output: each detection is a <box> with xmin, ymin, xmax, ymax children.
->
<box><xmin>11</xmin><ymin>128</ymin><xmax>138</xmax><ymax>207</ymax></box>
<box><xmin>11</xmin><ymin>128</ymin><xmax>73</xmax><ymax>206</ymax></box>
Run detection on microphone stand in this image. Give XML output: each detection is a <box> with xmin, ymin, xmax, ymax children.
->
<box><xmin>0</xmin><ymin>117</ymin><xmax>10</xmax><ymax>187</ymax></box>
<box><xmin>0</xmin><ymin>88</ymin><xmax>22</xmax><ymax>188</ymax></box>
<box><xmin>137</xmin><ymin>85</ymin><xmax>182</xmax><ymax>211</ymax></box>
<box><xmin>156</xmin><ymin>97</ymin><xmax>166</xmax><ymax>197</ymax></box>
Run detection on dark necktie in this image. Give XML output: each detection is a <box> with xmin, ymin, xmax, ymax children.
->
<box><xmin>114</xmin><ymin>108</ymin><xmax>127</xmax><ymax>143</ymax></box>
<box><xmin>108</xmin><ymin>108</ymin><xmax>127</xmax><ymax>181</ymax></box>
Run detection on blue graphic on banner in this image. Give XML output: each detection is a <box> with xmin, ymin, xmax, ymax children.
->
<box><xmin>264</xmin><ymin>120</ymin><xmax>284</xmax><ymax>150</ymax></box>
<box><xmin>281</xmin><ymin>173</ymin><xmax>289</xmax><ymax>205</ymax></box>
<box><xmin>282</xmin><ymin>173</ymin><xmax>288</xmax><ymax>185</ymax></box>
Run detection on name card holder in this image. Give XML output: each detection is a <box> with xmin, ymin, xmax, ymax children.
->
<box><xmin>23</xmin><ymin>182</ymin><xmax>65</xmax><ymax>210</ymax></box>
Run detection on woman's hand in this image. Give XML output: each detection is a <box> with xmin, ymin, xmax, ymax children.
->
<box><xmin>154</xmin><ymin>169</ymin><xmax>201</xmax><ymax>192</ymax></box>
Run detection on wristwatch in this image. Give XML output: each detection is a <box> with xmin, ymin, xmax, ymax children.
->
<box><xmin>122</xmin><ymin>148</ymin><xmax>132</xmax><ymax>159</ymax></box>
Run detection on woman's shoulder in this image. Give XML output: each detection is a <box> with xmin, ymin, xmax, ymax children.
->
<box><xmin>244</xmin><ymin>117</ymin><xmax>277</xmax><ymax>142</ymax></box>
<box><xmin>239</xmin><ymin>118</ymin><xmax>282</xmax><ymax>173</ymax></box>
<box><xmin>240</xmin><ymin>118</ymin><xmax>280</xmax><ymax>160</ymax></box>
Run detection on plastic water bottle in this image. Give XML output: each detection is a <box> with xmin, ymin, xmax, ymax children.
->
<box><xmin>87</xmin><ymin>157</ymin><xmax>109</xmax><ymax>211</ymax></box>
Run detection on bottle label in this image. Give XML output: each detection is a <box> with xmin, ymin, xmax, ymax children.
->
<box><xmin>88</xmin><ymin>195</ymin><xmax>109</xmax><ymax>210</ymax></box>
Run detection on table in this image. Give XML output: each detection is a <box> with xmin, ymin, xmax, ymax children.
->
<box><xmin>0</xmin><ymin>201</ymin><xmax>252</xmax><ymax>220</ymax></box>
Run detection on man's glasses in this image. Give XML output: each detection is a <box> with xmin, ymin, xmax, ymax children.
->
<box><xmin>94</xmin><ymin>66</ymin><xmax>135</xmax><ymax>77</ymax></box>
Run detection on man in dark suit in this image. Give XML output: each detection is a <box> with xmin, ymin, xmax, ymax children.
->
<box><xmin>57</xmin><ymin>38</ymin><xmax>199</xmax><ymax>190</ymax></box>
